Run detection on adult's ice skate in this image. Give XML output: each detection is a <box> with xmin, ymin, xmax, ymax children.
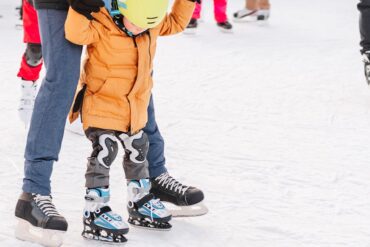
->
<box><xmin>150</xmin><ymin>173</ymin><xmax>208</xmax><ymax>217</ymax></box>
<box><xmin>15</xmin><ymin>192</ymin><xmax>67</xmax><ymax>247</ymax></box>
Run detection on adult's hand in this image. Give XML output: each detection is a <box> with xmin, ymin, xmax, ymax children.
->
<box><xmin>68</xmin><ymin>0</ymin><xmax>105</xmax><ymax>20</ymax></box>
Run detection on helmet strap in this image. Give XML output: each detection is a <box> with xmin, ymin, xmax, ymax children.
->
<box><xmin>112</xmin><ymin>15</ymin><xmax>134</xmax><ymax>37</ymax></box>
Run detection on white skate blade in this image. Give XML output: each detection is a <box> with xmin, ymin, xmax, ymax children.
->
<box><xmin>164</xmin><ymin>202</ymin><xmax>208</xmax><ymax>217</ymax></box>
<box><xmin>15</xmin><ymin>217</ymin><xmax>65</xmax><ymax>247</ymax></box>
<box><xmin>129</xmin><ymin>224</ymin><xmax>171</xmax><ymax>231</ymax></box>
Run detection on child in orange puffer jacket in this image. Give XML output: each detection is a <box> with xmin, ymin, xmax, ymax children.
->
<box><xmin>65</xmin><ymin>0</ymin><xmax>196</xmax><ymax>241</ymax></box>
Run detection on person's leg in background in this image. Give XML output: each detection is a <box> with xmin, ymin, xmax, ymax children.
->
<box><xmin>214</xmin><ymin>0</ymin><xmax>233</xmax><ymax>31</ymax></box>
<box><xmin>17</xmin><ymin>0</ymin><xmax>42</xmax><ymax>126</ymax></box>
<box><xmin>185</xmin><ymin>1</ymin><xmax>201</xmax><ymax>31</ymax></box>
<box><xmin>258</xmin><ymin>0</ymin><xmax>271</xmax><ymax>10</ymax></box>
<box><xmin>358</xmin><ymin>0</ymin><xmax>370</xmax><ymax>84</ymax></box>
<box><xmin>246</xmin><ymin>0</ymin><xmax>258</xmax><ymax>11</ymax></box>
<box><xmin>192</xmin><ymin>1</ymin><xmax>202</xmax><ymax>21</ymax></box>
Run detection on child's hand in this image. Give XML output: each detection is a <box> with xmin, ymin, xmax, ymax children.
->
<box><xmin>68</xmin><ymin>0</ymin><xmax>105</xmax><ymax>20</ymax></box>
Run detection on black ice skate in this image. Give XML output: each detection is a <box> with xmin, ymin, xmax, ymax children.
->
<box><xmin>15</xmin><ymin>192</ymin><xmax>67</xmax><ymax>247</ymax></box>
<box><xmin>150</xmin><ymin>173</ymin><xmax>208</xmax><ymax>217</ymax></box>
<box><xmin>127</xmin><ymin>179</ymin><xmax>172</xmax><ymax>230</ymax></box>
<box><xmin>217</xmin><ymin>21</ymin><xmax>233</xmax><ymax>33</ymax></box>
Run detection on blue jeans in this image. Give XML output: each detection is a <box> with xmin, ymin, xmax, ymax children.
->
<box><xmin>22</xmin><ymin>9</ymin><xmax>83</xmax><ymax>195</ymax></box>
<box><xmin>145</xmin><ymin>95</ymin><xmax>167</xmax><ymax>178</ymax></box>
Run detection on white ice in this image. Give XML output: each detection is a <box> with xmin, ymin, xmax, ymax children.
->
<box><xmin>1</xmin><ymin>0</ymin><xmax>369</xmax><ymax>246</ymax></box>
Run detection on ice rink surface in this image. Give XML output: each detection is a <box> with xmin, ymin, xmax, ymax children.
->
<box><xmin>1</xmin><ymin>0</ymin><xmax>370</xmax><ymax>246</ymax></box>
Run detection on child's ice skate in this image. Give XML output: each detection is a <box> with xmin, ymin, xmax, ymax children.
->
<box><xmin>15</xmin><ymin>192</ymin><xmax>67</xmax><ymax>247</ymax></box>
<box><xmin>127</xmin><ymin>179</ymin><xmax>172</xmax><ymax>230</ymax></box>
<box><xmin>82</xmin><ymin>188</ymin><xmax>129</xmax><ymax>243</ymax></box>
<box><xmin>150</xmin><ymin>173</ymin><xmax>208</xmax><ymax>217</ymax></box>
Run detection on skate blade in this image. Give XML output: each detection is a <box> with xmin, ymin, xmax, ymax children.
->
<box><xmin>82</xmin><ymin>232</ymin><xmax>127</xmax><ymax>244</ymax></box>
<box><xmin>164</xmin><ymin>202</ymin><xmax>209</xmax><ymax>217</ymax></box>
<box><xmin>129</xmin><ymin>224</ymin><xmax>172</xmax><ymax>231</ymax></box>
<box><xmin>15</xmin><ymin>217</ymin><xmax>65</xmax><ymax>247</ymax></box>
<box><xmin>128</xmin><ymin>218</ymin><xmax>172</xmax><ymax>231</ymax></box>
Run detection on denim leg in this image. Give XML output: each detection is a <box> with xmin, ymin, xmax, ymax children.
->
<box><xmin>22</xmin><ymin>9</ymin><xmax>82</xmax><ymax>195</ymax></box>
<box><xmin>143</xmin><ymin>95</ymin><xmax>167</xmax><ymax>178</ymax></box>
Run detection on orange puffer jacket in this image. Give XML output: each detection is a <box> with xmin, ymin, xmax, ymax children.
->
<box><xmin>65</xmin><ymin>0</ymin><xmax>195</xmax><ymax>133</ymax></box>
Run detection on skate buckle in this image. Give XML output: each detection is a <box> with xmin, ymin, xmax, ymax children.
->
<box><xmin>128</xmin><ymin>201</ymin><xmax>134</xmax><ymax>209</ymax></box>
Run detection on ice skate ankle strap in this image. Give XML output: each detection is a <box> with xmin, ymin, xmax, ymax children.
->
<box><xmin>84</xmin><ymin>194</ymin><xmax>110</xmax><ymax>203</ymax></box>
<box><xmin>131</xmin><ymin>193</ymin><xmax>155</xmax><ymax>209</ymax></box>
<box><xmin>93</xmin><ymin>206</ymin><xmax>112</xmax><ymax>217</ymax></box>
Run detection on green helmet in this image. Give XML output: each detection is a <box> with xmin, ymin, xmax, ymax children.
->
<box><xmin>117</xmin><ymin>0</ymin><xmax>169</xmax><ymax>29</ymax></box>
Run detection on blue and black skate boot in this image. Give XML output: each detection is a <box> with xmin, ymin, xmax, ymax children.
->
<box><xmin>127</xmin><ymin>179</ymin><xmax>172</xmax><ymax>230</ymax></box>
<box><xmin>82</xmin><ymin>187</ymin><xmax>128</xmax><ymax>243</ymax></box>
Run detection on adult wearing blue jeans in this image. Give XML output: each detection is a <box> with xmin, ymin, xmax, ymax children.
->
<box><xmin>14</xmin><ymin>0</ymin><xmax>205</xmax><ymax>246</ymax></box>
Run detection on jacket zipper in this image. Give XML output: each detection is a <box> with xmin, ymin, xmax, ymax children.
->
<box><xmin>132</xmin><ymin>36</ymin><xmax>137</xmax><ymax>47</ymax></box>
<box><xmin>147</xmin><ymin>31</ymin><xmax>152</xmax><ymax>70</ymax></box>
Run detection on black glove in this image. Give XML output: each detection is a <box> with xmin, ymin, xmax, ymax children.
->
<box><xmin>363</xmin><ymin>52</ymin><xmax>370</xmax><ymax>85</ymax></box>
<box><xmin>68</xmin><ymin>0</ymin><xmax>104</xmax><ymax>20</ymax></box>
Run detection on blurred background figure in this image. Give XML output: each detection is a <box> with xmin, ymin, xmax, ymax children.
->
<box><xmin>14</xmin><ymin>1</ymin><xmax>23</xmax><ymax>28</ymax></box>
<box><xmin>186</xmin><ymin>0</ymin><xmax>232</xmax><ymax>33</ymax></box>
<box><xmin>358</xmin><ymin>0</ymin><xmax>370</xmax><ymax>84</ymax></box>
<box><xmin>233</xmin><ymin>0</ymin><xmax>270</xmax><ymax>22</ymax></box>
<box><xmin>17</xmin><ymin>0</ymin><xmax>42</xmax><ymax>126</ymax></box>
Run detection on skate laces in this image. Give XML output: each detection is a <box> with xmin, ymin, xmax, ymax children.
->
<box><xmin>32</xmin><ymin>194</ymin><xmax>61</xmax><ymax>217</ymax></box>
<box><xmin>155</xmin><ymin>173</ymin><xmax>189</xmax><ymax>195</ymax></box>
